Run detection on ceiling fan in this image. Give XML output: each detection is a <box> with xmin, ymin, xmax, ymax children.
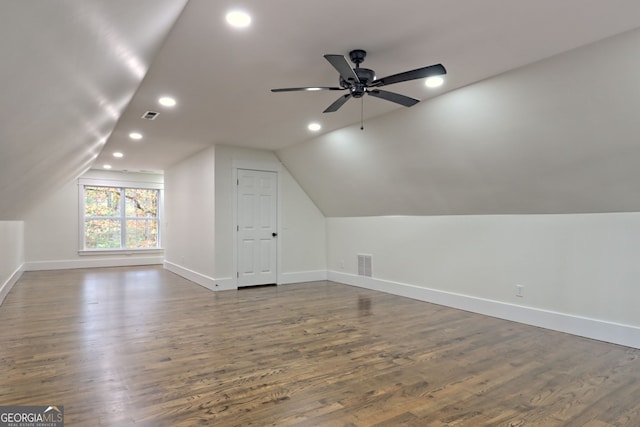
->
<box><xmin>271</xmin><ymin>49</ymin><xmax>446</xmax><ymax>113</ymax></box>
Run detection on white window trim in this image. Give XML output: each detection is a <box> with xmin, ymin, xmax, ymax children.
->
<box><xmin>78</xmin><ymin>248</ymin><xmax>164</xmax><ymax>256</ymax></box>
<box><xmin>78</xmin><ymin>177</ymin><xmax>164</xmax><ymax>254</ymax></box>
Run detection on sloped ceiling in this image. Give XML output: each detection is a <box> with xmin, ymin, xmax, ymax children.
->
<box><xmin>3</xmin><ymin>1</ymin><xmax>640</xmax><ymax>219</ymax></box>
<box><xmin>278</xmin><ymin>28</ymin><xmax>640</xmax><ymax>216</ymax></box>
<box><xmin>0</xmin><ymin>1</ymin><xmax>187</xmax><ymax>219</ymax></box>
<box><xmin>97</xmin><ymin>0</ymin><xmax>640</xmax><ymax>172</ymax></box>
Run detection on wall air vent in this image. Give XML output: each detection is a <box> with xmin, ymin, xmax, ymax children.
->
<box><xmin>357</xmin><ymin>254</ymin><xmax>372</xmax><ymax>277</ymax></box>
<box><xmin>142</xmin><ymin>111</ymin><xmax>159</xmax><ymax>120</ymax></box>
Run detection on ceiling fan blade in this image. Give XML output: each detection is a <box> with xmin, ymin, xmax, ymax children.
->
<box><xmin>371</xmin><ymin>64</ymin><xmax>446</xmax><ymax>87</ymax></box>
<box><xmin>271</xmin><ymin>86</ymin><xmax>344</xmax><ymax>92</ymax></box>
<box><xmin>367</xmin><ymin>89</ymin><xmax>420</xmax><ymax>107</ymax></box>
<box><xmin>324</xmin><ymin>54</ymin><xmax>360</xmax><ymax>83</ymax></box>
<box><xmin>323</xmin><ymin>94</ymin><xmax>352</xmax><ymax>113</ymax></box>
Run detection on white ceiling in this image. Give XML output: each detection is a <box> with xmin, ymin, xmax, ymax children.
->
<box><xmin>0</xmin><ymin>0</ymin><xmax>187</xmax><ymax>219</ymax></box>
<box><xmin>3</xmin><ymin>1</ymin><xmax>640</xmax><ymax>218</ymax></box>
<box><xmin>95</xmin><ymin>0</ymin><xmax>640</xmax><ymax>172</ymax></box>
<box><xmin>279</xmin><ymin>27</ymin><xmax>640</xmax><ymax>216</ymax></box>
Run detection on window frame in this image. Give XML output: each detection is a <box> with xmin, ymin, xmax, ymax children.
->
<box><xmin>78</xmin><ymin>177</ymin><xmax>164</xmax><ymax>255</ymax></box>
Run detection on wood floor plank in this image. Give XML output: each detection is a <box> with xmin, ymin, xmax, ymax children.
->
<box><xmin>1</xmin><ymin>266</ymin><xmax>640</xmax><ymax>426</ymax></box>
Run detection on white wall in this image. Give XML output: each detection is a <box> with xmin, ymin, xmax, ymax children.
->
<box><xmin>213</xmin><ymin>145</ymin><xmax>281</xmax><ymax>282</ymax></box>
<box><xmin>213</xmin><ymin>145</ymin><xmax>326</xmax><ymax>288</ymax></box>
<box><xmin>280</xmin><ymin>168</ymin><xmax>326</xmax><ymax>283</ymax></box>
<box><xmin>23</xmin><ymin>170</ymin><xmax>164</xmax><ymax>270</ymax></box>
<box><xmin>164</xmin><ymin>145</ymin><xmax>216</xmax><ymax>286</ymax></box>
<box><xmin>0</xmin><ymin>221</ymin><xmax>24</xmax><ymax>305</ymax></box>
<box><xmin>327</xmin><ymin>213</ymin><xmax>640</xmax><ymax>348</ymax></box>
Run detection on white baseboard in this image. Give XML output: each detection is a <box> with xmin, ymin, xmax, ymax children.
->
<box><xmin>163</xmin><ymin>264</ymin><xmax>328</xmax><ymax>290</ymax></box>
<box><xmin>213</xmin><ymin>277</ymin><xmax>236</xmax><ymax>291</ymax></box>
<box><xmin>328</xmin><ymin>271</ymin><xmax>640</xmax><ymax>349</ymax></box>
<box><xmin>279</xmin><ymin>270</ymin><xmax>327</xmax><ymax>285</ymax></box>
<box><xmin>163</xmin><ymin>261</ymin><xmax>236</xmax><ymax>291</ymax></box>
<box><xmin>24</xmin><ymin>256</ymin><xmax>163</xmax><ymax>271</ymax></box>
<box><xmin>0</xmin><ymin>263</ymin><xmax>24</xmax><ymax>306</ymax></box>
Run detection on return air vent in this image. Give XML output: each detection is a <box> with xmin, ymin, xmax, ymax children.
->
<box><xmin>357</xmin><ymin>254</ymin><xmax>372</xmax><ymax>277</ymax></box>
<box><xmin>142</xmin><ymin>111</ymin><xmax>159</xmax><ymax>120</ymax></box>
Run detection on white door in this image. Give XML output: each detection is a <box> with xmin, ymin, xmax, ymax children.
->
<box><xmin>237</xmin><ymin>169</ymin><xmax>278</xmax><ymax>287</ymax></box>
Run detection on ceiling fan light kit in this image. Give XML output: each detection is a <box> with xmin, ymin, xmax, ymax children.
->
<box><xmin>271</xmin><ymin>49</ymin><xmax>446</xmax><ymax>114</ymax></box>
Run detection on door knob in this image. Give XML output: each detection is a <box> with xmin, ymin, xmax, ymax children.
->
<box><xmin>272</xmin><ymin>232</ymin><xmax>278</xmax><ymax>237</ymax></box>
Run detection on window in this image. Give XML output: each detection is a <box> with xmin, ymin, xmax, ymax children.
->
<box><xmin>82</xmin><ymin>185</ymin><xmax>161</xmax><ymax>251</ymax></box>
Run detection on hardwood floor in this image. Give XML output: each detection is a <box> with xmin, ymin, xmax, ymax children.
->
<box><xmin>1</xmin><ymin>266</ymin><xmax>639</xmax><ymax>426</ymax></box>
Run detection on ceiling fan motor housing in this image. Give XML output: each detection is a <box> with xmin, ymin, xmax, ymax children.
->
<box><xmin>339</xmin><ymin>68</ymin><xmax>376</xmax><ymax>97</ymax></box>
<box><xmin>355</xmin><ymin>68</ymin><xmax>375</xmax><ymax>83</ymax></box>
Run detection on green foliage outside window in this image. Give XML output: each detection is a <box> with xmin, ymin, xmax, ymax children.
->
<box><xmin>84</xmin><ymin>186</ymin><xmax>159</xmax><ymax>250</ymax></box>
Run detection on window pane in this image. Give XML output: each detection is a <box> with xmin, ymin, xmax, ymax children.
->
<box><xmin>82</xmin><ymin>184</ymin><xmax>161</xmax><ymax>251</ymax></box>
<box><xmin>85</xmin><ymin>186</ymin><xmax>121</xmax><ymax>216</ymax></box>
<box><xmin>126</xmin><ymin>219</ymin><xmax>159</xmax><ymax>248</ymax></box>
<box><xmin>85</xmin><ymin>219</ymin><xmax>122</xmax><ymax>249</ymax></box>
<box><xmin>125</xmin><ymin>188</ymin><xmax>159</xmax><ymax>217</ymax></box>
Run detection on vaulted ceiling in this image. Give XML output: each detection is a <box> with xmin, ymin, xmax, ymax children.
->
<box><xmin>279</xmin><ymin>28</ymin><xmax>640</xmax><ymax>216</ymax></box>
<box><xmin>0</xmin><ymin>0</ymin><xmax>188</xmax><ymax>219</ymax></box>
<box><xmin>3</xmin><ymin>1</ymin><xmax>640</xmax><ymax>219</ymax></box>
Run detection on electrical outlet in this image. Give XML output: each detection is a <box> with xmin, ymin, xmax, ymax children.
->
<box><xmin>515</xmin><ymin>284</ymin><xmax>524</xmax><ymax>298</ymax></box>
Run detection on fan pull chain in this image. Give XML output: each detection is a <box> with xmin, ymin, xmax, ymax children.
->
<box><xmin>360</xmin><ymin>97</ymin><xmax>364</xmax><ymax>130</ymax></box>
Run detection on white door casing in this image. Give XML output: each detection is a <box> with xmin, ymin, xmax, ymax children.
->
<box><xmin>237</xmin><ymin>169</ymin><xmax>277</xmax><ymax>286</ymax></box>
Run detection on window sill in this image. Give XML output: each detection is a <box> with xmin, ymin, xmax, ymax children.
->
<box><xmin>78</xmin><ymin>248</ymin><xmax>164</xmax><ymax>256</ymax></box>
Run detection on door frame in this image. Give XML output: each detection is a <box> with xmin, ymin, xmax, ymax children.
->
<box><xmin>232</xmin><ymin>160</ymin><xmax>282</xmax><ymax>288</ymax></box>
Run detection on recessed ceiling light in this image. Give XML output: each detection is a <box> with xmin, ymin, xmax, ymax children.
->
<box><xmin>226</xmin><ymin>10</ymin><xmax>251</xmax><ymax>28</ymax></box>
<box><xmin>129</xmin><ymin>132</ymin><xmax>142</xmax><ymax>140</ymax></box>
<box><xmin>425</xmin><ymin>76</ymin><xmax>444</xmax><ymax>88</ymax></box>
<box><xmin>113</xmin><ymin>152</ymin><xmax>124</xmax><ymax>158</ymax></box>
<box><xmin>158</xmin><ymin>96</ymin><xmax>176</xmax><ymax>107</ymax></box>
<box><xmin>308</xmin><ymin>122</ymin><xmax>321</xmax><ymax>132</ymax></box>
<box><xmin>103</xmin><ymin>164</ymin><xmax>112</xmax><ymax>170</ymax></box>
